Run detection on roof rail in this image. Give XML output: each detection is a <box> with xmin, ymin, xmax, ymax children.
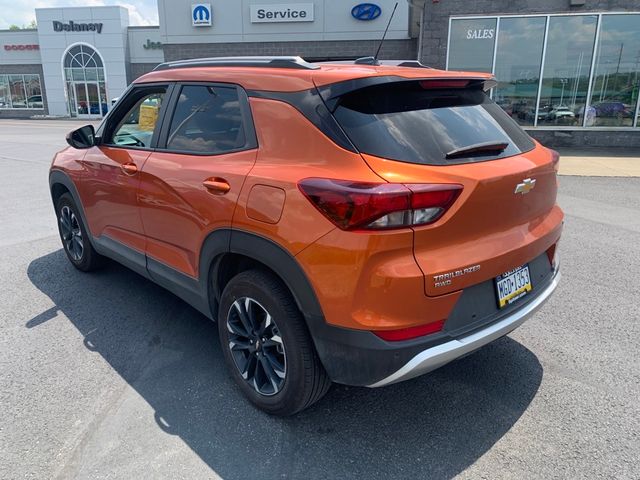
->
<box><xmin>353</xmin><ymin>57</ymin><xmax>432</xmax><ymax>69</ymax></box>
<box><xmin>152</xmin><ymin>56</ymin><xmax>320</xmax><ymax>72</ymax></box>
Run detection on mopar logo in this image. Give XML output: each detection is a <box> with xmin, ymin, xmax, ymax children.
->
<box><xmin>192</xmin><ymin>3</ymin><xmax>212</xmax><ymax>26</ymax></box>
<box><xmin>351</xmin><ymin>3</ymin><xmax>382</xmax><ymax>21</ymax></box>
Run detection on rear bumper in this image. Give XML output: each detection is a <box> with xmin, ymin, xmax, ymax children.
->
<box><xmin>367</xmin><ymin>269</ymin><xmax>560</xmax><ymax>387</ymax></box>
<box><xmin>310</xmin><ymin>262</ymin><xmax>560</xmax><ymax>387</ymax></box>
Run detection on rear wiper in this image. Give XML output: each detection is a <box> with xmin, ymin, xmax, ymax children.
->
<box><xmin>445</xmin><ymin>141</ymin><xmax>509</xmax><ymax>159</ymax></box>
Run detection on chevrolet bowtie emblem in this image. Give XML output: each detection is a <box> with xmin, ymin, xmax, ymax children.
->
<box><xmin>514</xmin><ymin>178</ymin><xmax>536</xmax><ymax>195</ymax></box>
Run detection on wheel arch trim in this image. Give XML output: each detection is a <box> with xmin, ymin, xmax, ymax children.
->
<box><xmin>49</xmin><ymin>169</ymin><xmax>94</xmax><ymax>242</ymax></box>
<box><xmin>205</xmin><ymin>229</ymin><xmax>326</xmax><ymax>327</ymax></box>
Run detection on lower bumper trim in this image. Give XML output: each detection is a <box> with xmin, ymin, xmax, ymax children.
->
<box><xmin>367</xmin><ymin>270</ymin><xmax>561</xmax><ymax>388</ymax></box>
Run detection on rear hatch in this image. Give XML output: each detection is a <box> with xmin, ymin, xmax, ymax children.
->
<box><xmin>326</xmin><ymin>77</ymin><xmax>562</xmax><ymax>296</ymax></box>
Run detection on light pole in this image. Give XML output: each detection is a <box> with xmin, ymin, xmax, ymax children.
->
<box><xmin>559</xmin><ymin>78</ymin><xmax>568</xmax><ymax>106</ymax></box>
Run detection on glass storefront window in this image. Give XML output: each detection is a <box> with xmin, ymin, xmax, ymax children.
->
<box><xmin>72</xmin><ymin>68</ymin><xmax>86</xmax><ymax>82</ymax></box>
<box><xmin>0</xmin><ymin>74</ymin><xmax>43</xmax><ymax>109</ymax></box>
<box><xmin>448</xmin><ymin>13</ymin><xmax>640</xmax><ymax>128</ymax></box>
<box><xmin>588</xmin><ymin>14</ymin><xmax>640</xmax><ymax>127</ymax></box>
<box><xmin>0</xmin><ymin>76</ymin><xmax>10</xmax><ymax>108</ymax></box>
<box><xmin>493</xmin><ymin>16</ymin><xmax>547</xmax><ymax>126</ymax></box>
<box><xmin>24</xmin><ymin>75</ymin><xmax>43</xmax><ymax>108</ymax></box>
<box><xmin>9</xmin><ymin>75</ymin><xmax>27</xmax><ymax>109</ymax></box>
<box><xmin>85</xmin><ymin>68</ymin><xmax>98</xmax><ymax>82</ymax></box>
<box><xmin>448</xmin><ymin>18</ymin><xmax>497</xmax><ymax>73</ymax></box>
<box><xmin>538</xmin><ymin>15</ymin><xmax>597</xmax><ymax>127</ymax></box>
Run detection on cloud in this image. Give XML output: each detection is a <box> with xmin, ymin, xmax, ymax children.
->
<box><xmin>0</xmin><ymin>0</ymin><xmax>159</xmax><ymax>28</ymax></box>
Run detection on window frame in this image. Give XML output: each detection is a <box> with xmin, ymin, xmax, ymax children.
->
<box><xmin>155</xmin><ymin>81</ymin><xmax>258</xmax><ymax>157</ymax></box>
<box><xmin>100</xmin><ymin>82</ymin><xmax>174</xmax><ymax>152</ymax></box>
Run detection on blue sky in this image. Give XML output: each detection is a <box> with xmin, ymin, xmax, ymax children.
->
<box><xmin>0</xmin><ymin>0</ymin><xmax>159</xmax><ymax>28</ymax></box>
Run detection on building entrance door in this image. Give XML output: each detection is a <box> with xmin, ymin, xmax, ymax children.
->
<box><xmin>63</xmin><ymin>44</ymin><xmax>107</xmax><ymax>118</ymax></box>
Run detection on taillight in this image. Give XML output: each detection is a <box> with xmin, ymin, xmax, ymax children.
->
<box><xmin>373</xmin><ymin>319</ymin><xmax>446</xmax><ymax>341</ymax></box>
<box><xmin>298</xmin><ymin>179</ymin><xmax>462</xmax><ymax>231</ymax></box>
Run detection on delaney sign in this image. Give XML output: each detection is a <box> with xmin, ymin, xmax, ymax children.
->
<box><xmin>53</xmin><ymin>20</ymin><xmax>103</xmax><ymax>33</ymax></box>
<box><xmin>250</xmin><ymin>4</ymin><xmax>314</xmax><ymax>23</ymax></box>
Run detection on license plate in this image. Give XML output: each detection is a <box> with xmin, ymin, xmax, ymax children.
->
<box><xmin>495</xmin><ymin>265</ymin><xmax>532</xmax><ymax>308</ymax></box>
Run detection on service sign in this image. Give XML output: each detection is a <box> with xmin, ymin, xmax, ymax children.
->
<box><xmin>250</xmin><ymin>3</ymin><xmax>314</xmax><ymax>23</ymax></box>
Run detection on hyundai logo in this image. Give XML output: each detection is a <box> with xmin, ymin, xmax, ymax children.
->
<box><xmin>351</xmin><ymin>3</ymin><xmax>382</xmax><ymax>21</ymax></box>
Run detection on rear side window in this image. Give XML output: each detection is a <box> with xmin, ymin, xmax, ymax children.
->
<box><xmin>333</xmin><ymin>81</ymin><xmax>535</xmax><ymax>165</ymax></box>
<box><xmin>166</xmin><ymin>85</ymin><xmax>247</xmax><ymax>154</ymax></box>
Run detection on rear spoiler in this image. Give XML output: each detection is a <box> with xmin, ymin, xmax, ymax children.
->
<box><xmin>317</xmin><ymin>76</ymin><xmax>497</xmax><ymax>112</ymax></box>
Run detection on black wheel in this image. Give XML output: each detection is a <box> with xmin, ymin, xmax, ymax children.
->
<box><xmin>56</xmin><ymin>193</ymin><xmax>103</xmax><ymax>272</ymax></box>
<box><xmin>218</xmin><ymin>270</ymin><xmax>331</xmax><ymax>416</ymax></box>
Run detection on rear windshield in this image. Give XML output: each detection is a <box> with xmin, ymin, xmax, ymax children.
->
<box><xmin>332</xmin><ymin>81</ymin><xmax>535</xmax><ymax>165</ymax></box>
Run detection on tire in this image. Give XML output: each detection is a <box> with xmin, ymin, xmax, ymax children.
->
<box><xmin>55</xmin><ymin>193</ymin><xmax>104</xmax><ymax>272</ymax></box>
<box><xmin>218</xmin><ymin>269</ymin><xmax>331</xmax><ymax>416</ymax></box>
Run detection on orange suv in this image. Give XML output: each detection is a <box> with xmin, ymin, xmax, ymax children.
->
<box><xmin>50</xmin><ymin>56</ymin><xmax>562</xmax><ymax>415</ymax></box>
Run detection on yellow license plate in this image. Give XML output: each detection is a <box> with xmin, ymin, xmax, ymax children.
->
<box><xmin>495</xmin><ymin>265</ymin><xmax>532</xmax><ymax>308</ymax></box>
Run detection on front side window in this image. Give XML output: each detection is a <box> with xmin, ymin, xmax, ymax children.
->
<box><xmin>166</xmin><ymin>85</ymin><xmax>246</xmax><ymax>154</ymax></box>
<box><xmin>106</xmin><ymin>88</ymin><xmax>167</xmax><ymax>148</ymax></box>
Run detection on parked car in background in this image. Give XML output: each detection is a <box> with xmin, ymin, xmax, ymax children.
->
<box><xmin>592</xmin><ymin>101</ymin><xmax>633</xmax><ymax>119</ymax></box>
<box><xmin>523</xmin><ymin>107</ymin><xmax>547</xmax><ymax>124</ymax></box>
<box><xmin>546</xmin><ymin>105</ymin><xmax>576</xmax><ymax>124</ymax></box>
<box><xmin>27</xmin><ymin>95</ymin><xmax>43</xmax><ymax>108</ymax></box>
<box><xmin>496</xmin><ymin>99</ymin><xmax>513</xmax><ymax>116</ymax></box>
<box><xmin>49</xmin><ymin>56</ymin><xmax>562</xmax><ymax>415</ymax></box>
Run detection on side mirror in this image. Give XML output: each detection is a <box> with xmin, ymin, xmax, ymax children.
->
<box><xmin>66</xmin><ymin>125</ymin><xmax>96</xmax><ymax>149</ymax></box>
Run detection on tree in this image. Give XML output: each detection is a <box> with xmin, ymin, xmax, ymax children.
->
<box><xmin>7</xmin><ymin>20</ymin><xmax>37</xmax><ymax>30</ymax></box>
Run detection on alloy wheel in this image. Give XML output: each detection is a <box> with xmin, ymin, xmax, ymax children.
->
<box><xmin>226</xmin><ymin>297</ymin><xmax>286</xmax><ymax>396</ymax></box>
<box><xmin>59</xmin><ymin>205</ymin><xmax>84</xmax><ymax>261</ymax></box>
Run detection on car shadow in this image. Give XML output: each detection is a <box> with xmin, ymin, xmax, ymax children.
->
<box><xmin>27</xmin><ymin>249</ymin><xmax>543</xmax><ymax>479</ymax></box>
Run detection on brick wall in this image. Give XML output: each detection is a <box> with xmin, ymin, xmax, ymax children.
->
<box><xmin>528</xmin><ymin>129</ymin><xmax>640</xmax><ymax>148</ymax></box>
<box><xmin>129</xmin><ymin>63</ymin><xmax>159</xmax><ymax>82</ymax></box>
<box><xmin>0</xmin><ymin>64</ymin><xmax>47</xmax><ymax>118</ymax></box>
<box><xmin>163</xmin><ymin>39</ymin><xmax>417</xmax><ymax>63</ymax></box>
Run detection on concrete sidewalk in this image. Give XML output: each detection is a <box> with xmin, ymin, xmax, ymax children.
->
<box><xmin>558</xmin><ymin>148</ymin><xmax>640</xmax><ymax>177</ymax></box>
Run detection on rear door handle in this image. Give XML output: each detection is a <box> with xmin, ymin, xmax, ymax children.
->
<box><xmin>121</xmin><ymin>162</ymin><xmax>138</xmax><ymax>175</ymax></box>
<box><xmin>203</xmin><ymin>178</ymin><xmax>231</xmax><ymax>194</ymax></box>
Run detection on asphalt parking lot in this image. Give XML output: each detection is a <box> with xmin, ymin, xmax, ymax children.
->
<box><xmin>1</xmin><ymin>119</ymin><xmax>639</xmax><ymax>479</ymax></box>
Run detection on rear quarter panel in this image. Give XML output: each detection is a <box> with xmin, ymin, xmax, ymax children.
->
<box><xmin>362</xmin><ymin>145</ymin><xmax>563</xmax><ymax>296</ymax></box>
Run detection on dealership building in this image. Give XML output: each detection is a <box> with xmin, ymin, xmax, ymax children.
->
<box><xmin>0</xmin><ymin>0</ymin><xmax>638</xmax><ymax>147</ymax></box>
